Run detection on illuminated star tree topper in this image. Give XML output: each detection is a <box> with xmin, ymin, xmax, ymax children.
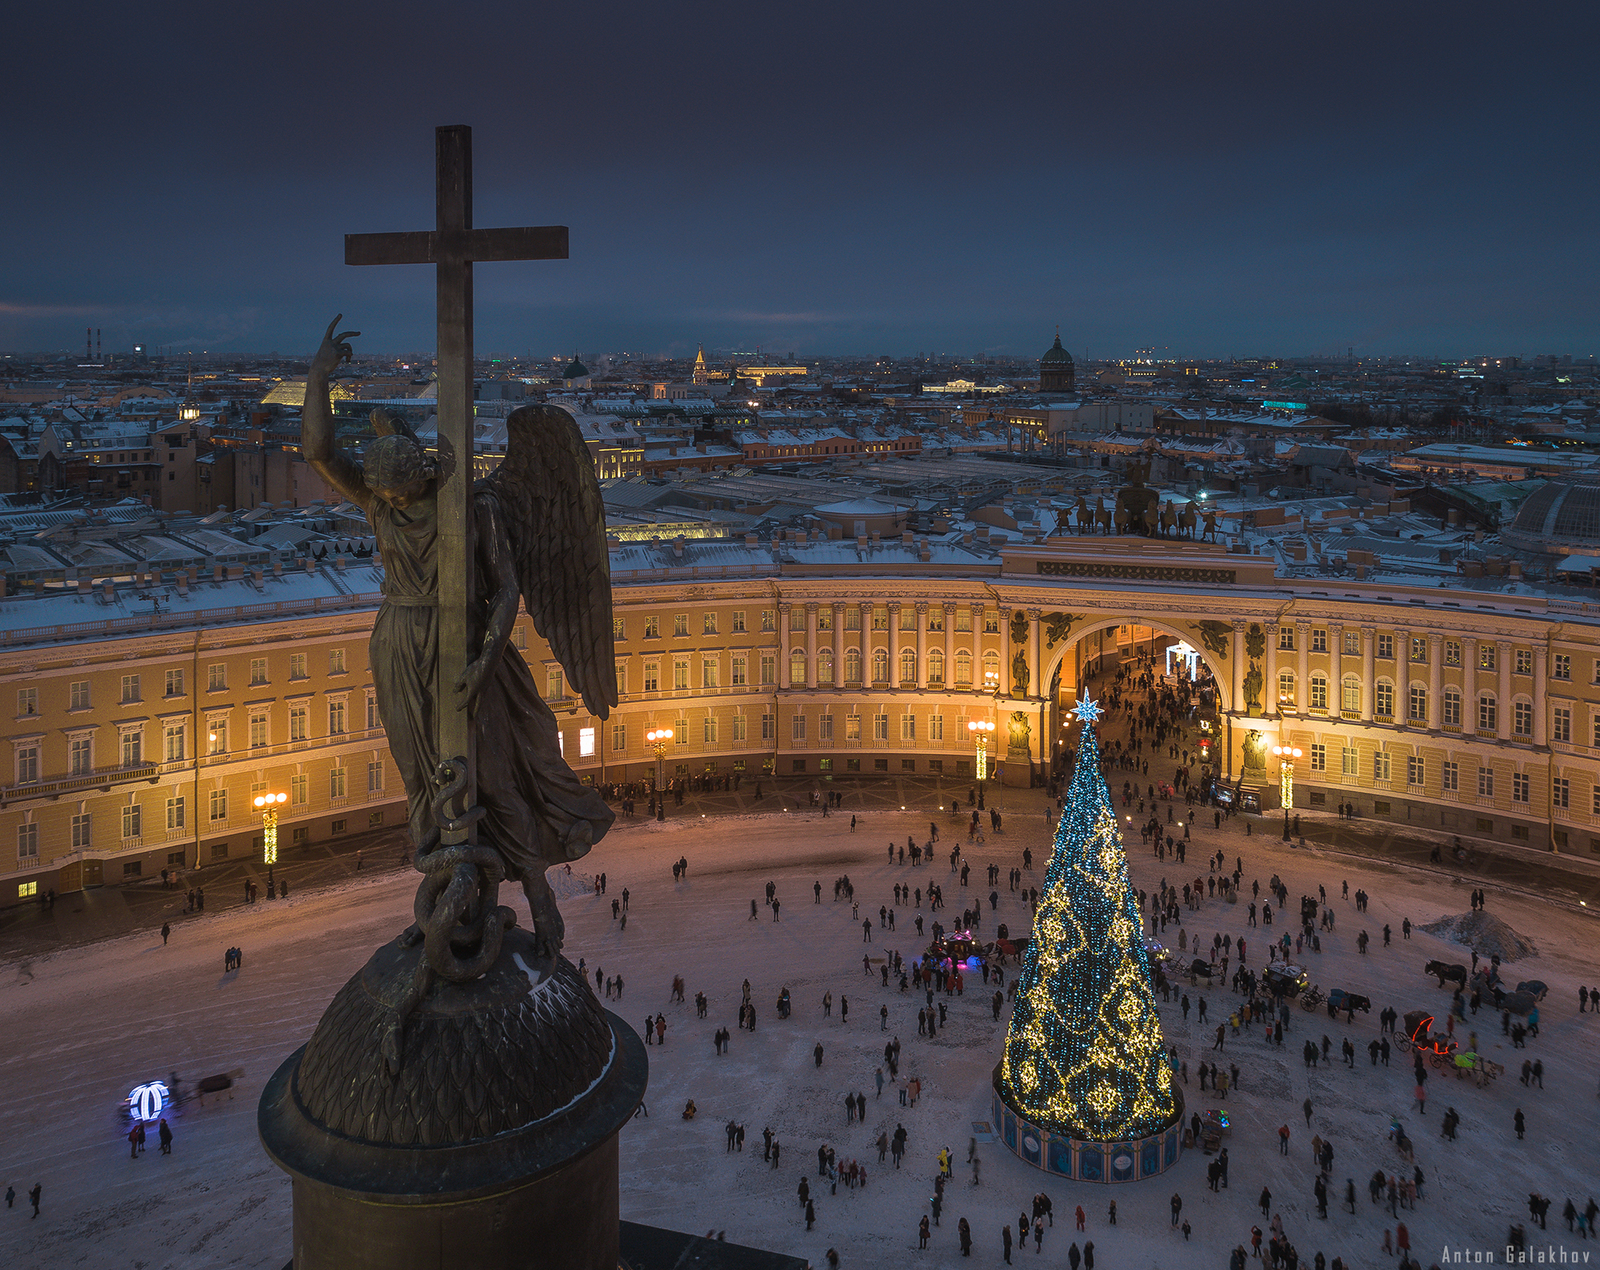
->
<box><xmin>998</xmin><ymin>705</ymin><xmax>1177</xmax><ymax>1141</ymax></box>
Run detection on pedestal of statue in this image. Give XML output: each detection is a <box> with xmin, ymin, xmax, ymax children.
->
<box><xmin>259</xmin><ymin>927</ymin><xmax>647</xmax><ymax>1270</ymax></box>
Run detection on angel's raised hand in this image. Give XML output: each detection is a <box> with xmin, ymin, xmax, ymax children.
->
<box><xmin>310</xmin><ymin>314</ymin><xmax>361</xmax><ymax>378</ymax></box>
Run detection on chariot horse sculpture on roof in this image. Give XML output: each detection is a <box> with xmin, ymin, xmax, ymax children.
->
<box><xmin>302</xmin><ymin>319</ymin><xmax>615</xmax><ymax>999</ymax></box>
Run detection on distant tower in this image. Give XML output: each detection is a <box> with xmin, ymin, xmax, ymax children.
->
<box><xmin>692</xmin><ymin>344</ymin><xmax>708</xmax><ymax>387</ymax></box>
<box><xmin>1039</xmin><ymin>328</ymin><xmax>1076</xmax><ymax>394</ymax></box>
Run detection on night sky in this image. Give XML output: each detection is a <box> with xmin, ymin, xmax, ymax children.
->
<box><xmin>4</xmin><ymin>2</ymin><xmax>1595</xmax><ymax>361</ymax></box>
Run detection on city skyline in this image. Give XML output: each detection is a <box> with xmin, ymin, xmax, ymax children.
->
<box><xmin>3</xmin><ymin>1</ymin><xmax>1596</xmax><ymax>358</ymax></box>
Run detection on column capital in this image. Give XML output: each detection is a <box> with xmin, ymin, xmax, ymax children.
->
<box><xmin>805</xmin><ymin>601</ymin><xmax>819</xmax><ymax>612</ymax></box>
<box><xmin>1497</xmin><ymin>638</ymin><xmax>1514</xmax><ymax>651</ymax></box>
<box><xmin>832</xmin><ymin>600</ymin><xmax>846</xmax><ymax>612</ymax></box>
<box><xmin>1026</xmin><ymin>607</ymin><xmax>1042</xmax><ymax>621</ymax></box>
<box><xmin>916</xmin><ymin>601</ymin><xmax>929</xmax><ymax>615</ymax></box>
<box><xmin>943</xmin><ymin>601</ymin><xmax>959</xmax><ymax>614</ymax></box>
<box><xmin>779</xmin><ymin>601</ymin><xmax>792</xmax><ymax>613</ymax></box>
<box><xmin>1360</xmin><ymin>626</ymin><xmax>1376</xmax><ymax>640</ymax></box>
<box><xmin>1428</xmin><ymin>632</ymin><xmax>1443</xmax><ymax>646</ymax></box>
<box><xmin>1232</xmin><ymin>619</ymin><xmax>1247</xmax><ymax>633</ymax></box>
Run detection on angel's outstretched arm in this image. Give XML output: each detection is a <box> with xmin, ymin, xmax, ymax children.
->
<box><xmin>456</xmin><ymin>495</ymin><xmax>520</xmax><ymax>710</ymax></box>
<box><xmin>302</xmin><ymin>315</ymin><xmax>371</xmax><ymax>510</ymax></box>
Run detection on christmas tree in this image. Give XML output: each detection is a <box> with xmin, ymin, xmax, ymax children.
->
<box><xmin>999</xmin><ymin>697</ymin><xmax>1177</xmax><ymax>1141</ymax></box>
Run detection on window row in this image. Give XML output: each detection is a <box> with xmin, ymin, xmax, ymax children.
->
<box><xmin>619</xmin><ymin>648</ymin><xmax>1005</xmax><ymax>694</ymax></box>
<box><xmin>24</xmin><ymin>652</ymin><xmax>354</xmax><ymax>716</ymax></box>
<box><xmin>616</xmin><ymin>607</ymin><xmax>1005</xmax><ymax>642</ymax></box>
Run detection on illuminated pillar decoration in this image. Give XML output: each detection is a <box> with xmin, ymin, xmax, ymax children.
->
<box><xmin>969</xmin><ymin>718</ymin><xmax>995</xmax><ymax>779</ymax></box>
<box><xmin>254</xmin><ymin>791</ymin><xmax>288</xmax><ymax>864</ymax></box>
<box><xmin>998</xmin><ymin>697</ymin><xmax>1179</xmax><ymax>1146</ymax></box>
<box><xmin>1272</xmin><ymin>744</ymin><xmax>1302</xmax><ymax>810</ymax></box>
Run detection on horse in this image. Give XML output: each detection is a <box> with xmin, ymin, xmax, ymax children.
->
<box><xmin>1096</xmin><ymin>505</ymin><xmax>1113</xmax><ymax>535</ymax></box>
<box><xmin>1179</xmin><ymin>504</ymin><xmax>1197</xmax><ymax>540</ymax></box>
<box><xmin>1114</xmin><ymin>504</ymin><xmax>1130</xmax><ymax>534</ymax></box>
<box><xmin>1075</xmin><ymin>497</ymin><xmax>1091</xmax><ymax>534</ymax></box>
<box><xmin>1425</xmin><ymin>960</ymin><xmax>1468</xmax><ymax>988</ymax></box>
<box><xmin>1515</xmin><ymin>980</ymin><xmax>1547</xmax><ymax>1001</ymax></box>
<box><xmin>1201</xmin><ymin>509</ymin><xmax>1218</xmax><ymax>543</ymax></box>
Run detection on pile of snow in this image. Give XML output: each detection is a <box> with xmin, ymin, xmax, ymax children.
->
<box><xmin>1419</xmin><ymin>910</ymin><xmax>1539</xmax><ymax>961</ymax></box>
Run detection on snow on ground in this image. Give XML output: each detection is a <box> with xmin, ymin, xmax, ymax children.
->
<box><xmin>1</xmin><ymin>782</ymin><xmax>1599</xmax><ymax>1269</ymax></box>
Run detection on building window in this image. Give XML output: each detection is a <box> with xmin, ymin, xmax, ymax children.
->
<box><xmin>368</xmin><ymin>761</ymin><xmax>384</xmax><ymax>792</ymax></box>
<box><xmin>166</xmin><ymin>797</ymin><xmax>185</xmax><ymax>829</ymax></box>
<box><xmin>700</xmin><ymin>716</ymin><xmax>717</xmax><ymax>745</ymax></box>
<box><xmin>290</xmin><ymin>653</ymin><xmax>308</xmax><ymax>680</ymax></box>
<box><xmin>786</xmin><ymin>609</ymin><xmax>803</xmax><ymax>634</ymax></box>
<box><xmin>955</xmin><ymin>650</ymin><xmax>971</xmax><ymax>686</ymax></box>
<box><xmin>121</xmin><ymin>730</ymin><xmax>142</xmax><ymax>766</ymax></box>
<box><xmin>15</xmin><ymin>745</ymin><xmax>38</xmax><ymax>784</ymax></box>
<box><xmin>844</xmin><ymin>608</ymin><xmax>861</xmax><ymax>632</ymax></box>
<box><xmin>71</xmin><ymin>814</ymin><xmax>91</xmax><ymax>848</ymax></box>
<box><xmin>873</xmin><ymin>712</ymin><xmax>889</xmax><ymax>742</ymax></box>
<box><xmin>68</xmin><ymin>736</ymin><xmax>92</xmax><ymax>775</ymax></box>
<box><xmin>1343</xmin><ymin>630</ymin><xmax>1360</xmax><ymax>656</ymax></box>
<box><xmin>1408</xmin><ymin>685</ymin><xmax>1427</xmax><ymax>722</ymax></box>
<box><xmin>845</xmin><ymin>649</ymin><xmax>861</xmax><ymax>683</ymax></box>
<box><xmin>165</xmin><ymin>723</ymin><xmax>186</xmax><ymax>761</ymax></box>
<box><xmin>675</xmin><ymin>717</ymin><xmax>688</xmax><ymax>745</ymax></box>
<box><xmin>1277</xmin><ymin>672</ymin><xmax>1295</xmax><ymax>707</ymax></box>
<box><xmin>1443</xmin><ymin>688</ymin><xmax>1462</xmax><ymax>727</ymax></box>
<box><xmin>789</xmin><ymin>651</ymin><xmax>807</xmax><ymax>685</ymax></box>
<box><xmin>872</xmin><ymin>607</ymin><xmax>889</xmax><ymax>632</ymax></box>
<box><xmin>872</xmin><ymin>649</ymin><xmax>889</xmax><ymax>683</ymax></box>
<box><xmin>901</xmin><ymin>713</ymin><xmax>916</xmax><ymax>742</ymax></box>
<box><xmin>1309</xmin><ymin>674</ymin><xmax>1327</xmax><ymax>710</ymax></box>
<box><xmin>644</xmin><ymin>615</ymin><xmax>660</xmax><ymax>639</ymax></box>
<box><xmin>1478</xmin><ymin>695</ymin><xmax>1497</xmax><ymax>732</ymax></box>
<box><xmin>613</xmin><ymin>722</ymin><xmax>627</xmax><ymax>751</ymax></box>
<box><xmin>329</xmin><ymin>648</ymin><xmax>346</xmax><ymax>675</ymax></box>
<box><xmin>899</xmin><ymin>607</ymin><xmax>916</xmax><ymax>632</ymax></box>
<box><xmin>1407</xmin><ymin>756</ymin><xmax>1424</xmax><ymax>786</ymax></box>
<box><xmin>579</xmin><ymin>726</ymin><xmax>596</xmax><ymax>757</ymax></box>
<box><xmin>1512</xmin><ymin>772</ymin><xmax>1530</xmax><ymax>804</ymax></box>
<box><xmin>983</xmin><ymin>651</ymin><xmax>1001</xmax><ymax>688</ymax></box>
<box><xmin>732</xmin><ymin>655</ymin><xmax>747</xmax><ymax>687</ymax></box>
<box><xmin>1311</xmin><ymin>628</ymin><xmax>1327</xmax><ymax>653</ymax></box>
<box><xmin>1478</xmin><ymin>766</ymin><xmax>1494</xmax><ymax>797</ymax></box>
<box><xmin>928</xmin><ymin>609</ymin><xmax>944</xmax><ymax>633</ymax></box>
<box><xmin>250</xmin><ymin>658</ymin><xmax>268</xmax><ymax>686</ymax></box>
<box><xmin>165</xmin><ymin>669</ymin><xmax>185</xmax><ymax>698</ymax></box>
<box><xmin>612</xmin><ymin>616</ymin><xmax>625</xmax><ymax>640</ymax></box>
<box><xmin>899</xmin><ymin>649</ymin><xmax>917</xmax><ymax>685</ymax></box>
<box><xmin>1309</xmin><ymin>743</ymin><xmax>1326</xmax><ymax>771</ymax></box>
<box><xmin>1374</xmin><ymin>681</ymin><xmax>1394</xmax><ymax>719</ymax></box>
<box><xmin>330</xmin><ymin>767</ymin><xmax>347</xmax><ymax>799</ymax></box>
<box><xmin>817</xmin><ymin>608</ymin><xmax>833</xmax><ymax>633</ymax></box>
<box><xmin>1553</xmin><ymin>776</ymin><xmax>1570</xmax><ymax>809</ymax></box>
<box><xmin>209</xmin><ymin>789</ymin><xmax>228</xmax><ymax>821</ymax></box>
<box><xmin>1341</xmin><ymin>746</ymin><xmax>1358</xmax><ymax>777</ymax></box>
<box><xmin>70</xmin><ymin>680</ymin><xmax>91</xmax><ymax>710</ymax></box>
<box><xmin>369</xmin><ymin>811</ymin><xmax>383</xmax><ymax>828</ymax></box>
<box><xmin>1553</xmin><ymin>653</ymin><xmax>1571</xmax><ymax>681</ymax></box>
<box><xmin>207</xmin><ymin>720</ymin><xmax>227</xmax><ymax>755</ymax></box>
<box><xmin>1276</xmin><ymin>627</ymin><xmax>1294</xmax><ymax>651</ymax></box>
<box><xmin>121</xmin><ymin>674</ymin><xmax>141</xmax><ymax>703</ymax></box>
<box><xmin>1341</xmin><ymin>677</ymin><xmax>1361</xmax><ymax>714</ymax></box>
<box><xmin>548</xmin><ymin>668</ymin><xmax>566</xmax><ymax>699</ymax></box>
<box><xmin>702</xmin><ymin>657</ymin><xmax>719</xmax><ymax>689</ymax></box>
<box><xmin>676</xmin><ymin>614</ymin><xmax>691</xmax><ymax>637</ymax></box>
<box><xmin>761</xmin><ymin>610</ymin><xmax>775</xmax><ymax>633</ymax></box>
<box><xmin>983</xmin><ymin>611</ymin><xmax>999</xmax><ymax>634</ymax></box>
<box><xmin>817</xmin><ymin>650</ymin><xmax>834</xmax><ymax>686</ymax></box>
<box><xmin>367</xmin><ymin>693</ymin><xmax>380</xmax><ymax>729</ymax></box>
<box><xmin>732</xmin><ymin>711</ymin><xmax>749</xmax><ymax>742</ymax></box>
<box><xmin>1442</xmin><ymin>761</ymin><xmax>1458</xmax><ymax>792</ymax></box>
<box><xmin>957</xmin><ymin>609</ymin><xmax>972</xmax><ymax>633</ymax></box>
<box><xmin>760</xmin><ymin>655</ymin><xmax>776</xmax><ymax>686</ymax></box>
<box><xmin>17</xmin><ymin>822</ymin><xmax>38</xmax><ymax>859</ymax></box>
<box><xmin>702</xmin><ymin>613</ymin><xmax>718</xmax><ymax>636</ymax></box>
<box><xmin>1553</xmin><ymin>706</ymin><xmax>1572</xmax><ymax>743</ymax></box>
<box><xmin>1513</xmin><ymin>700</ymin><xmax>1532</xmax><ymax>737</ymax></box>
<box><xmin>644</xmin><ymin>662</ymin><xmax>660</xmax><ymax>691</ymax></box>
<box><xmin>1479</xmin><ymin>644</ymin><xmax>1496</xmax><ymax>672</ymax></box>
<box><xmin>928</xmin><ymin>648</ymin><xmax>945</xmax><ymax>686</ymax></box>
<box><xmin>290</xmin><ymin>774</ymin><xmax>307</xmax><ymax>805</ymax></box>
<box><xmin>1373</xmin><ymin>750</ymin><xmax>1391</xmax><ymax>782</ymax></box>
<box><xmin>1515</xmin><ymin>648</ymin><xmax>1532</xmax><ymax>676</ymax></box>
<box><xmin>732</xmin><ymin>611</ymin><xmax>746</xmax><ymax>633</ymax></box>
<box><xmin>289</xmin><ymin>705</ymin><xmax>308</xmax><ymax>741</ymax></box>
<box><xmin>1376</xmin><ymin>634</ymin><xmax>1394</xmax><ymax>660</ymax></box>
<box><xmin>17</xmin><ymin>687</ymin><xmax>37</xmax><ymax>717</ymax></box>
<box><xmin>208</xmin><ymin>663</ymin><xmax>227</xmax><ymax>692</ymax></box>
<box><xmin>792</xmin><ymin>714</ymin><xmax>806</xmax><ymax>742</ymax></box>
<box><xmin>1444</xmin><ymin>640</ymin><xmax>1461</xmax><ymax>667</ymax></box>
<box><xmin>846</xmin><ymin>713</ymin><xmax>861</xmax><ymax>741</ymax></box>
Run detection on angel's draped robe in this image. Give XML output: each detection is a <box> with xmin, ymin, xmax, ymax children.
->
<box><xmin>369</xmin><ymin>491</ymin><xmax>614</xmax><ymax>877</ymax></box>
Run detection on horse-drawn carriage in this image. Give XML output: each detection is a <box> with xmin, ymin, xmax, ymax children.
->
<box><xmin>1298</xmin><ymin>986</ymin><xmax>1325</xmax><ymax>1011</ymax></box>
<box><xmin>1450</xmin><ymin>1049</ymin><xmax>1504</xmax><ymax>1087</ymax></box>
<box><xmin>1263</xmin><ymin>962</ymin><xmax>1309</xmax><ymax>999</ymax></box>
<box><xmin>1394</xmin><ymin>1010</ymin><xmax>1458</xmax><ymax>1065</ymax></box>
<box><xmin>1187</xmin><ymin>957</ymin><xmax>1220</xmax><ymax>985</ymax></box>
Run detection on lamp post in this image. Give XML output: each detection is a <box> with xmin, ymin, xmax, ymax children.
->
<box><xmin>646</xmin><ymin>726</ymin><xmax>673</xmax><ymax>821</ymax></box>
<box><xmin>253</xmin><ymin>790</ymin><xmax>288</xmax><ymax>892</ymax></box>
<box><xmin>1272</xmin><ymin>744</ymin><xmax>1302</xmax><ymax>840</ymax></box>
<box><xmin>968</xmin><ymin>718</ymin><xmax>995</xmax><ymax>810</ymax></box>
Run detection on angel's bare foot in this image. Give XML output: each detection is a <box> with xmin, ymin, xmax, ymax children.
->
<box><xmin>523</xmin><ymin>879</ymin><xmax>565</xmax><ymax>959</ymax></box>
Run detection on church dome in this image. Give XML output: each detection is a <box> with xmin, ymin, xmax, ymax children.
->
<box><xmin>1040</xmin><ymin>334</ymin><xmax>1074</xmax><ymax>366</ymax></box>
<box><xmin>562</xmin><ymin>356</ymin><xmax>589</xmax><ymax>380</ymax></box>
<box><xmin>1502</xmin><ymin>476</ymin><xmax>1600</xmax><ymax>555</ymax></box>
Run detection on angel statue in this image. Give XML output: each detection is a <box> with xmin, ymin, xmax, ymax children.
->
<box><xmin>302</xmin><ymin>317</ymin><xmax>614</xmax><ymax>959</ymax></box>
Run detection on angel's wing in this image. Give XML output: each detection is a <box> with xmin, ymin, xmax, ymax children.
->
<box><xmin>483</xmin><ymin>404</ymin><xmax>617</xmax><ymax>719</ymax></box>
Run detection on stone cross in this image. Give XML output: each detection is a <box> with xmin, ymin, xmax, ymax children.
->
<box><xmin>345</xmin><ymin>125</ymin><xmax>567</xmax><ymax>837</ymax></box>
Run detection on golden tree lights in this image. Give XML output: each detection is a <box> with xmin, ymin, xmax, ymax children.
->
<box><xmin>998</xmin><ymin>697</ymin><xmax>1178</xmax><ymax>1141</ymax></box>
<box><xmin>254</xmin><ymin>791</ymin><xmax>287</xmax><ymax>864</ymax></box>
<box><xmin>1272</xmin><ymin>744</ymin><xmax>1302</xmax><ymax>810</ymax></box>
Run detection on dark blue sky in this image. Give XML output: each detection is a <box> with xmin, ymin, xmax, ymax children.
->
<box><xmin>3</xmin><ymin>1</ymin><xmax>1595</xmax><ymax>360</ymax></box>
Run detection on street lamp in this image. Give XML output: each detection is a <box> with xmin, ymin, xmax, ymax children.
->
<box><xmin>646</xmin><ymin>727</ymin><xmax>673</xmax><ymax>820</ymax></box>
<box><xmin>254</xmin><ymin>791</ymin><xmax>288</xmax><ymax>892</ymax></box>
<box><xmin>1272</xmin><ymin>744</ymin><xmax>1302</xmax><ymax>840</ymax></box>
<box><xmin>968</xmin><ymin>717</ymin><xmax>996</xmax><ymax>786</ymax></box>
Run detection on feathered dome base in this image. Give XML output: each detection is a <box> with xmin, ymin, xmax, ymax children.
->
<box><xmin>259</xmin><ymin>928</ymin><xmax>648</xmax><ymax>1270</ymax></box>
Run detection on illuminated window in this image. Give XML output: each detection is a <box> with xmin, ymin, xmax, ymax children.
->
<box><xmin>1479</xmin><ymin>644</ymin><xmax>1496</xmax><ymax>672</ymax></box>
<box><xmin>899</xmin><ymin>607</ymin><xmax>916</xmax><ymax>632</ymax></box>
<box><xmin>761</xmin><ymin>610</ymin><xmax>775</xmax><ymax>633</ymax></box>
<box><xmin>1515</xmin><ymin>649</ymin><xmax>1532</xmax><ymax>676</ymax></box>
<box><xmin>983</xmin><ymin>612</ymin><xmax>999</xmax><ymax>634</ymax></box>
<box><xmin>207</xmin><ymin>721</ymin><xmax>227</xmax><ymax>755</ymax></box>
<box><xmin>1341</xmin><ymin>677</ymin><xmax>1361</xmax><ymax>714</ymax></box>
<box><xmin>957</xmin><ymin>609</ymin><xmax>973</xmax><ymax>633</ymax></box>
<box><xmin>1444</xmin><ymin>641</ymin><xmax>1461</xmax><ymax>667</ymax></box>
<box><xmin>702</xmin><ymin>613</ymin><xmax>718</xmax><ymax>636</ymax></box>
<box><xmin>612</xmin><ymin>616</ymin><xmax>625</xmax><ymax>640</ymax></box>
<box><xmin>872</xmin><ymin>607</ymin><xmax>889</xmax><ymax>632</ymax></box>
<box><xmin>675</xmin><ymin>614</ymin><xmax>690</xmax><ymax>637</ymax></box>
<box><xmin>928</xmin><ymin>609</ymin><xmax>944</xmax><ymax>633</ymax></box>
<box><xmin>644</xmin><ymin>662</ymin><xmax>659</xmax><ymax>691</ymax></box>
<box><xmin>817</xmin><ymin>608</ymin><xmax>833</xmax><ymax>632</ymax></box>
<box><xmin>846</xmin><ymin>713</ymin><xmax>861</xmax><ymax>741</ymax></box>
<box><xmin>579</xmin><ymin>727</ymin><xmax>596</xmax><ymax>757</ymax></box>
<box><xmin>1343</xmin><ymin>631</ymin><xmax>1360</xmax><ymax>656</ymax></box>
<box><xmin>1277</xmin><ymin>672</ymin><xmax>1295</xmax><ymax>707</ymax></box>
<box><xmin>956</xmin><ymin>650</ymin><xmax>972</xmax><ymax>686</ymax></box>
<box><xmin>644</xmin><ymin>615</ymin><xmax>660</xmax><ymax>639</ymax></box>
<box><xmin>702</xmin><ymin>657</ymin><xmax>718</xmax><ymax>689</ymax></box>
<box><xmin>845</xmin><ymin>608</ymin><xmax>861</xmax><ymax>632</ymax></box>
<box><xmin>732</xmin><ymin>611</ymin><xmax>746</xmax><ymax>633</ymax></box>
